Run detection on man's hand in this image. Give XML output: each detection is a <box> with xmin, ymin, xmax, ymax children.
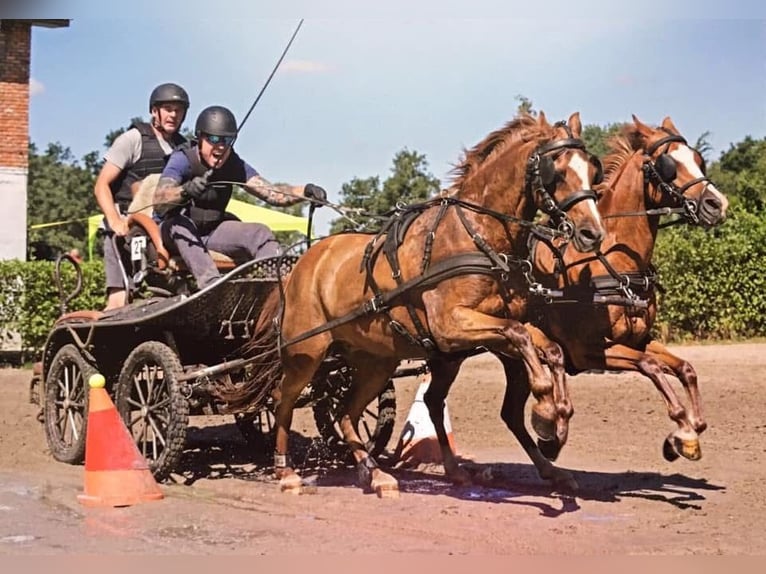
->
<box><xmin>181</xmin><ymin>174</ymin><xmax>209</xmax><ymax>200</ymax></box>
<box><xmin>303</xmin><ymin>183</ymin><xmax>327</xmax><ymax>205</ymax></box>
<box><xmin>107</xmin><ymin>216</ymin><xmax>129</xmax><ymax>237</ymax></box>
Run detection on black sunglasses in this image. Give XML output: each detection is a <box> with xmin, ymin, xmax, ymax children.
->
<box><xmin>203</xmin><ymin>133</ymin><xmax>235</xmax><ymax>146</ymax></box>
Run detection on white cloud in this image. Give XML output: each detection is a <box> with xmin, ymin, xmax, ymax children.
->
<box><xmin>29</xmin><ymin>78</ymin><xmax>45</xmax><ymax>96</ymax></box>
<box><xmin>282</xmin><ymin>59</ymin><xmax>332</xmax><ymax>74</ymax></box>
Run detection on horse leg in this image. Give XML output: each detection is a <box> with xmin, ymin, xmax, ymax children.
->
<box><xmin>339</xmin><ymin>357</ymin><xmax>401</xmax><ymax>498</ymax></box>
<box><xmin>645</xmin><ymin>339</ymin><xmax>706</xmax><ymax>434</ymax></box>
<box><xmin>604</xmin><ymin>344</ymin><xmax>701</xmax><ymax>461</ymax></box>
<box><xmin>273</xmin><ymin>353</ymin><xmax>326</xmax><ymax>493</ymax></box>
<box><xmin>524</xmin><ymin>324</ymin><xmax>573</xmax><ymax>460</ymax></box>
<box><xmin>424</xmin><ymin>357</ymin><xmax>472</xmax><ymax>485</ymax></box>
<box><xmin>496</xmin><ymin>354</ymin><xmax>578</xmax><ymax>492</ymax></box>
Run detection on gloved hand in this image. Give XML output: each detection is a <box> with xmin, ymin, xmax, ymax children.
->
<box><xmin>181</xmin><ymin>174</ymin><xmax>209</xmax><ymax>201</ymax></box>
<box><xmin>303</xmin><ymin>183</ymin><xmax>327</xmax><ymax>205</ymax></box>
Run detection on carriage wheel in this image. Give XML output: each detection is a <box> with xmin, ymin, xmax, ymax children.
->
<box><xmin>115</xmin><ymin>341</ymin><xmax>189</xmax><ymax>481</ymax></box>
<box><xmin>312</xmin><ymin>368</ymin><xmax>397</xmax><ymax>459</ymax></box>
<box><xmin>43</xmin><ymin>344</ymin><xmax>95</xmax><ymax>464</ymax></box>
<box><xmin>234</xmin><ymin>399</ymin><xmax>276</xmax><ymax>454</ymax></box>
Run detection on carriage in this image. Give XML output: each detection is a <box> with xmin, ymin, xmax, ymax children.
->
<box><xmin>31</xmin><ymin>251</ymin><xmax>403</xmax><ymax>481</ymax></box>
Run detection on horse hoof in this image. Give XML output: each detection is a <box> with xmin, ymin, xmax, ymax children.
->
<box><xmin>679</xmin><ymin>438</ymin><xmax>702</xmax><ymax>461</ymax></box>
<box><xmin>531</xmin><ymin>410</ymin><xmax>556</xmax><ymax>442</ymax></box>
<box><xmin>553</xmin><ymin>472</ymin><xmax>579</xmax><ymax>493</ymax></box>
<box><xmin>447</xmin><ymin>465</ymin><xmax>473</xmax><ymax>486</ymax></box>
<box><xmin>279</xmin><ymin>473</ymin><xmax>303</xmax><ymax>494</ymax></box>
<box><xmin>662</xmin><ymin>437</ymin><xmax>681</xmax><ymax>462</ymax></box>
<box><xmin>537</xmin><ymin>438</ymin><xmax>561</xmax><ymax>461</ymax></box>
<box><xmin>371</xmin><ymin>471</ymin><xmax>399</xmax><ymax>498</ymax></box>
<box><xmin>375</xmin><ymin>484</ymin><xmax>400</xmax><ymax>499</ymax></box>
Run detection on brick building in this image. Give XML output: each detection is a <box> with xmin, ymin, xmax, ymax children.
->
<box><xmin>0</xmin><ymin>19</ymin><xmax>69</xmax><ymax>261</ymax></box>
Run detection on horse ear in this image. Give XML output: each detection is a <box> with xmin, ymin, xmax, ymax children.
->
<box><xmin>661</xmin><ymin>116</ymin><xmax>680</xmax><ymax>134</ymax></box>
<box><xmin>631</xmin><ymin>114</ymin><xmax>653</xmax><ymax>137</ymax></box>
<box><xmin>538</xmin><ymin>110</ymin><xmax>549</xmax><ymax>127</ymax></box>
<box><xmin>568</xmin><ymin>112</ymin><xmax>582</xmax><ymax>137</ymax></box>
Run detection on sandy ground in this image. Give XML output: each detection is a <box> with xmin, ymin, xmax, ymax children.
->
<box><xmin>1</xmin><ymin>342</ymin><xmax>765</xmax><ymax>555</ymax></box>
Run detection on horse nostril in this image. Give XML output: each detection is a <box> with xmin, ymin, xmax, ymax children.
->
<box><xmin>578</xmin><ymin>227</ymin><xmax>604</xmax><ymax>248</ymax></box>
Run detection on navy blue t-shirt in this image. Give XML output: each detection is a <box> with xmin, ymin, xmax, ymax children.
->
<box><xmin>161</xmin><ymin>148</ymin><xmax>259</xmax><ymax>183</ymax></box>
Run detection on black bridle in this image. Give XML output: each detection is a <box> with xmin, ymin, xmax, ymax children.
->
<box><xmin>641</xmin><ymin>131</ymin><xmax>713</xmax><ymax>225</ymax></box>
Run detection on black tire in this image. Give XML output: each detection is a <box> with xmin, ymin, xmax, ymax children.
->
<box><xmin>43</xmin><ymin>344</ymin><xmax>95</xmax><ymax>464</ymax></box>
<box><xmin>312</xmin><ymin>370</ymin><xmax>397</xmax><ymax>458</ymax></box>
<box><xmin>114</xmin><ymin>341</ymin><xmax>188</xmax><ymax>481</ymax></box>
<box><xmin>234</xmin><ymin>400</ymin><xmax>276</xmax><ymax>454</ymax></box>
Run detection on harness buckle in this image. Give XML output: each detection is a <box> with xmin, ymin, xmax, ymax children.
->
<box><xmin>364</xmin><ymin>294</ymin><xmax>386</xmax><ymax>314</ymax></box>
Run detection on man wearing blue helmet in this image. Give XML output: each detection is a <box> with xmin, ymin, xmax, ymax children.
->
<box><xmin>153</xmin><ymin>104</ymin><xmax>327</xmax><ymax>289</ymax></box>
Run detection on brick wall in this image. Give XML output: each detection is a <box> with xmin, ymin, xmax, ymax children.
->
<box><xmin>0</xmin><ymin>20</ymin><xmax>31</xmax><ymax>169</ymax></box>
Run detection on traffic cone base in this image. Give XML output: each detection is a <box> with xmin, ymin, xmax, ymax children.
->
<box><xmin>78</xmin><ymin>470</ymin><xmax>163</xmax><ymax>507</ymax></box>
<box><xmin>78</xmin><ymin>374</ymin><xmax>164</xmax><ymax>507</ymax></box>
<box><xmin>394</xmin><ymin>374</ymin><xmax>457</xmax><ymax>467</ymax></box>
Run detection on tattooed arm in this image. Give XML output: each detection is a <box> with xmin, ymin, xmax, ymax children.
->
<box><xmin>152</xmin><ymin>176</ymin><xmax>186</xmax><ymax>217</ymax></box>
<box><xmin>242</xmin><ymin>175</ymin><xmax>306</xmax><ymax>207</ymax></box>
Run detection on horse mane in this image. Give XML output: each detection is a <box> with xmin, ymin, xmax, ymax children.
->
<box><xmin>447</xmin><ymin>113</ymin><xmax>546</xmax><ymax>190</ymax></box>
<box><xmin>599</xmin><ymin>123</ymin><xmax>653</xmax><ymax>188</ymax></box>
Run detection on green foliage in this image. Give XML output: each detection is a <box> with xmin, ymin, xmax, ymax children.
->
<box><xmin>653</xmin><ymin>206</ymin><xmax>766</xmax><ymax>341</ymax></box>
<box><xmin>713</xmin><ymin>136</ymin><xmax>766</xmax><ymax>212</ymax></box>
<box><xmin>330</xmin><ymin>148</ymin><xmax>441</xmax><ymax>233</ymax></box>
<box><xmin>0</xmin><ymin>260</ymin><xmax>105</xmax><ymax>356</ymax></box>
<box><xmin>581</xmin><ymin>122</ymin><xmax>625</xmax><ymax>158</ymax></box>
<box><xmin>26</xmin><ymin>142</ymin><xmax>99</xmax><ymax>259</ymax></box>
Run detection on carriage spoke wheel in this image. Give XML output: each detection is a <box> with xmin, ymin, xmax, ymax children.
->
<box><xmin>115</xmin><ymin>341</ymin><xmax>188</xmax><ymax>481</ymax></box>
<box><xmin>234</xmin><ymin>400</ymin><xmax>276</xmax><ymax>454</ymax></box>
<box><xmin>312</xmin><ymin>369</ymin><xmax>397</xmax><ymax>459</ymax></box>
<box><xmin>43</xmin><ymin>344</ymin><xmax>95</xmax><ymax>464</ymax></box>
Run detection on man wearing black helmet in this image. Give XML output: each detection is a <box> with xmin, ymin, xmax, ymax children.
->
<box><xmin>153</xmin><ymin>104</ymin><xmax>327</xmax><ymax>290</ymax></box>
<box><xmin>94</xmin><ymin>82</ymin><xmax>190</xmax><ymax>309</ymax></box>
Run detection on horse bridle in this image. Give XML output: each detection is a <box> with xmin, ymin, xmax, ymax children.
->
<box><xmin>642</xmin><ymin>130</ymin><xmax>713</xmax><ymax>224</ymax></box>
<box><xmin>526</xmin><ymin>126</ymin><xmax>601</xmax><ymax>237</ymax></box>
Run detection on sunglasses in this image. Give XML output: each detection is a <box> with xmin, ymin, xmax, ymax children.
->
<box><xmin>203</xmin><ymin>133</ymin><xmax>235</xmax><ymax>146</ymax></box>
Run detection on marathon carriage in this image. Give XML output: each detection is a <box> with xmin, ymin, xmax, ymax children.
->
<box><xmin>32</xmin><ymin>249</ymin><xmax>401</xmax><ymax>481</ymax></box>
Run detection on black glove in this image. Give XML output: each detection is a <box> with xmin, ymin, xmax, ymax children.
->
<box><xmin>304</xmin><ymin>183</ymin><xmax>327</xmax><ymax>205</ymax></box>
<box><xmin>181</xmin><ymin>174</ymin><xmax>209</xmax><ymax>201</ymax></box>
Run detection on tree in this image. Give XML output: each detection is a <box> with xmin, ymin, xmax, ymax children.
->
<box><xmin>712</xmin><ymin>136</ymin><xmax>766</xmax><ymax>212</ymax></box>
<box><xmin>26</xmin><ymin>143</ymin><xmax>99</xmax><ymax>259</ymax></box>
<box><xmin>330</xmin><ymin>149</ymin><xmax>441</xmax><ymax>233</ymax></box>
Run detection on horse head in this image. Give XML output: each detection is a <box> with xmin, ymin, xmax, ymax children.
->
<box><xmin>629</xmin><ymin>115</ymin><xmax>728</xmax><ymax>228</ymax></box>
<box><xmin>528</xmin><ymin>111</ymin><xmax>606</xmax><ymax>252</ymax></box>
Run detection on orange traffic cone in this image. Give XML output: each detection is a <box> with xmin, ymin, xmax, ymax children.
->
<box><xmin>393</xmin><ymin>372</ymin><xmax>456</xmax><ymax>467</ymax></box>
<box><xmin>77</xmin><ymin>373</ymin><xmax>163</xmax><ymax>507</ymax></box>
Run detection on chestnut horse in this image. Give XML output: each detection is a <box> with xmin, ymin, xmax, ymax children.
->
<box><xmin>243</xmin><ymin>111</ymin><xmax>605</xmax><ymax>496</ymax></box>
<box><xmin>422</xmin><ymin>115</ymin><xmax>728</xmax><ymax>487</ymax></box>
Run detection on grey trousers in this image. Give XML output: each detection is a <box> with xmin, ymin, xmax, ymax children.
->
<box><xmin>161</xmin><ymin>213</ymin><xmax>280</xmax><ymax>288</ymax></box>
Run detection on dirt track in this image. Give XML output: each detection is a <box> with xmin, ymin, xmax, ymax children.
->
<box><xmin>1</xmin><ymin>342</ymin><xmax>765</xmax><ymax>555</ymax></box>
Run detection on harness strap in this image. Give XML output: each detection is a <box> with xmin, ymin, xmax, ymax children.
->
<box><xmin>280</xmin><ymin>252</ymin><xmax>501</xmax><ymax>350</ymax></box>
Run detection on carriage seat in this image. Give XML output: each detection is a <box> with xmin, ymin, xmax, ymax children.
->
<box><xmin>127</xmin><ymin>175</ymin><xmax>238</xmax><ymax>272</ymax></box>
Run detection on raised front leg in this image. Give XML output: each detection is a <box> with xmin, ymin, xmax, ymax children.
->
<box><xmin>645</xmin><ymin>339</ymin><xmax>706</xmax><ymax>434</ymax></box>
<box><xmin>603</xmin><ymin>343</ymin><xmax>701</xmax><ymax>461</ymax></box>
<box><xmin>525</xmin><ymin>323</ymin><xmax>573</xmax><ymax>459</ymax></box>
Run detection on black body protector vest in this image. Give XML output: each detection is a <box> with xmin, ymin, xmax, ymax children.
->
<box><xmin>182</xmin><ymin>143</ymin><xmax>247</xmax><ymax>234</ymax></box>
<box><xmin>109</xmin><ymin>122</ymin><xmax>186</xmax><ymax>212</ymax></box>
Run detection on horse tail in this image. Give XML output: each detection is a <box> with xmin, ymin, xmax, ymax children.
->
<box><xmin>212</xmin><ymin>283</ymin><xmax>284</xmax><ymax>414</ymax></box>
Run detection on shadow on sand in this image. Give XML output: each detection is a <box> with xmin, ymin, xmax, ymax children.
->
<box><xmin>172</xmin><ymin>422</ymin><xmax>724</xmax><ymax>517</ymax></box>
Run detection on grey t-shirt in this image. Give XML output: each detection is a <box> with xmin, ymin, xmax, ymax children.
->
<box><xmin>103</xmin><ymin>126</ymin><xmax>176</xmax><ymax>170</ymax></box>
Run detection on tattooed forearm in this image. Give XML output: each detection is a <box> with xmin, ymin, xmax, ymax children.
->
<box><xmin>153</xmin><ymin>177</ymin><xmax>186</xmax><ymax>216</ymax></box>
<box><xmin>244</xmin><ymin>175</ymin><xmax>303</xmax><ymax>206</ymax></box>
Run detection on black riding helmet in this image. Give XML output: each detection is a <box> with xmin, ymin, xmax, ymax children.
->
<box><xmin>195</xmin><ymin>105</ymin><xmax>238</xmax><ymax>138</ymax></box>
<box><xmin>149</xmin><ymin>82</ymin><xmax>190</xmax><ymax>111</ymax></box>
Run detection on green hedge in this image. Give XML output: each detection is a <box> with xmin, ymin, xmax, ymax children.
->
<box><xmin>653</xmin><ymin>206</ymin><xmax>766</xmax><ymax>341</ymax></box>
<box><xmin>0</xmin><ymin>259</ymin><xmax>105</xmax><ymax>357</ymax></box>
<box><xmin>1</xmin><ymin>206</ymin><xmax>764</xmax><ymax>358</ymax></box>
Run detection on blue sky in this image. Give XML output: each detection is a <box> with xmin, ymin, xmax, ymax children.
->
<box><xmin>19</xmin><ymin>2</ymin><xmax>766</xmax><ymax>232</ymax></box>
